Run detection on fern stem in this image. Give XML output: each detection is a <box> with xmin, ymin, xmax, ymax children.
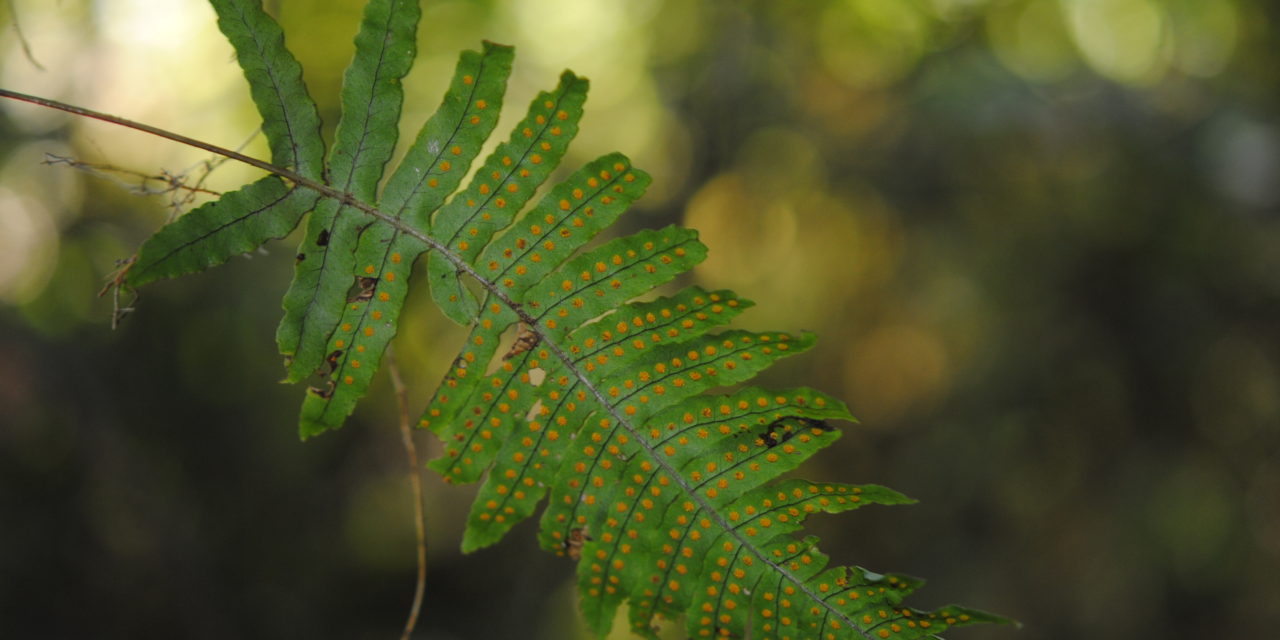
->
<box><xmin>1</xmin><ymin>89</ymin><xmax>287</xmax><ymax>181</ymax></box>
<box><xmin>387</xmin><ymin>345</ymin><xmax>427</xmax><ymax>640</ymax></box>
<box><xmin>0</xmin><ymin>87</ymin><xmax>873</xmax><ymax>638</ymax></box>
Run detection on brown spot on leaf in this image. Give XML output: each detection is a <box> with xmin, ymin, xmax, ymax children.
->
<box><xmin>564</xmin><ymin>526</ymin><xmax>591</xmax><ymax>561</ymax></box>
<box><xmin>503</xmin><ymin>323</ymin><xmax>540</xmax><ymax>360</ymax></box>
<box><xmin>325</xmin><ymin>350</ymin><xmax>343</xmax><ymax>375</ymax></box>
<box><xmin>308</xmin><ymin>381</ymin><xmax>335</xmax><ymax>399</ymax></box>
<box><xmin>347</xmin><ymin>276</ymin><xmax>378</xmax><ymax>302</ymax></box>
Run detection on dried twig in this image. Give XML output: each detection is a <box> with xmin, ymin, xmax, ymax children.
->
<box><xmin>162</xmin><ymin>128</ymin><xmax>260</xmax><ymax>219</ymax></box>
<box><xmin>43</xmin><ymin>153</ymin><xmax>222</xmax><ymax>200</ymax></box>
<box><xmin>97</xmin><ymin>255</ymin><xmax>137</xmax><ymax>330</ymax></box>
<box><xmin>387</xmin><ymin>345</ymin><xmax>427</xmax><ymax>640</ymax></box>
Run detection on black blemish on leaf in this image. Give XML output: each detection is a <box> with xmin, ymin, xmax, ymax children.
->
<box><xmin>759</xmin><ymin>416</ymin><xmax>832</xmax><ymax>448</ymax></box>
<box><xmin>325</xmin><ymin>349</ymin><xmax>343</xmax><ymax>375</ymax></box>
<box><xmin>316</xmin><ymin>229</ymin><xmax>330</xmax><ymax>246</ymax></box>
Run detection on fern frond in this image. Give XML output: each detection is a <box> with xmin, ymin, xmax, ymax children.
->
<box><xmin>398</xmin><ymin>115</ymin><xmax>1010</xmax><ymax>635</ymax></box>
<box><xmin>102</xmin><ymin>1</ymin><xmax>1013</xmax><ymax>637</ymax></box>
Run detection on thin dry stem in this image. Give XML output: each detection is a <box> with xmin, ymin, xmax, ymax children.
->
<box><xmin>162</xmin><ymin>128</ymin><xmax>260</xmax><ymax>220</ymax></box>
<box><xmin>44</xmin><ymin>153</ymin><xmax>223</xmax><ymax>200</ymax></box>
<box><xmin>387</xmin><ymin>346</ymin><xmax>427</xmax><ymax>640</ymax></box>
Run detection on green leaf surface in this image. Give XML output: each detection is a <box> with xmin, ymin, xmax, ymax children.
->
<box><xmin>209</xmin><ymin>0</ymin><xmax>324</xmax><ymax>179</ymax></box>
<box><xmin>296</xmin><ymin>42</ymin><xmax>513</xmax><ymax>438</ymax></box>
<box><xmin>614</xmin><ymin>479</ymin><xmax>910</xmax><ymax>638</ymax></box>
<box><xmin>330</xmin><ymin>0</ymin><xmax>419</xmax><ymax>202</ymax></box>
<box><xmin>275</xmin><ymin>0</ymin><xmax>421</xmax><ymax>382</ymax></box>
<box><xmin>380</xmin><ymin>42</ymin><xmax>515</xmax><ymax>227</ymax></box>
<box><xmin>418</xmin><ymin>153</ymin><xmax>652</xmax><ymax>473</ymax></box>
<box><xmin>425</xmin><ymin>223</ymin><xmax>700</xmax><ymax>488</ymax></box>
<box><xmin>426</xmin><ymin>71</ymin><xmax>590</xmax><ymax>325</ymax></box>
<box><xmin>454</xmin><ymin>234</ymin><xmax>719</xmax><ymax>548</ymax></box>
<box><xmin>534</xmin><ymin>332</ymin><xmax>822</xmax><ymax>553</ymax></box>
<box><xmin>126</xmin><ymin>177</ymin><xmax>317</xmax><ymax>286</ymax></box>
<box><xmin>425</xmin><ymin>287</ymin><xmax>750</xmax><ymax>493</ymax></box>
<box><xmin>474</xmin><ymin>153</ymin><xmax>652</xmax><ymax>312</ymax></box>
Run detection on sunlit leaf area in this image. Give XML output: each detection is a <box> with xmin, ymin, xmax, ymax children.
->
<box><xmin>2</xmin><ymin>0</ymin><xmax>1277</xmax><ymax>638</ymax></box>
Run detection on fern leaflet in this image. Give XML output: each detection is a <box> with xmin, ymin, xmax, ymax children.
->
<box><xmin>276</xmin><ymin>0</ymin><xmax>421</xmax><ymax>384</ymax></box>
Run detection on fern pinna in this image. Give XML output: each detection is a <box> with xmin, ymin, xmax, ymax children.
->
<box><xmin>111</xmin><ymin>0</ymin><xmax>1011</xmax><ymax>637</ymax></box>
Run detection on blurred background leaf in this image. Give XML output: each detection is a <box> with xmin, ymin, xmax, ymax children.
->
<box><xmin>1</xmin><ymin>0</ymin><xmax>1277</xmax><ymax>638</ymax></box>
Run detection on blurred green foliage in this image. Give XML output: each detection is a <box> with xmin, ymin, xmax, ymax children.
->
<box><xmin>2</xmin><ymin>0</ymin><xmax>1278</xmax><ymax>638</ymax></box>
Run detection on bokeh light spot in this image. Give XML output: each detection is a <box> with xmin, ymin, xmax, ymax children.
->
<box><xmin>1064</xmin><ymin>0</ymin><xmax>1168</xmax><ymax>85</ymax></box>
<box><xmin>844</xmin><ymin>325</ymin><xmax>950</xmax><ymax>424</ymax></box>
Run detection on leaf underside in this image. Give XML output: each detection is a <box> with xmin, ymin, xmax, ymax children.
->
<box><xmin>123</xmin><ymin>0</ymin><xmax>1012</xmax><ymax>637</ymax></box>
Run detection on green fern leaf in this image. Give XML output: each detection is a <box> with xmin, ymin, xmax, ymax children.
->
<box><xmin>425</xmin><ymin>70</ymin><xmax>589</xmax><ymax>325</ymax></box>
<box><xmin>107</xmin><ymin>1</ymin><xmax>1013</xmax><ymax>636</ymax></box>
<box><xmin>296</xmin><ymin>42</ymin><xmax>513</xmax><ymax>437</ymax></box>
<box><xmin>276</xmin><ymin>0</ymin><xmax>420</xmax><ymax>382</ymax></box>
<box><xmin>420</xmin><ymin>153</ymin><xmax>653</xmax><ymax>483</ymax></box>
<box><xmin>209</xmin><ymin>0</ymin><xmax>324</xmax><ymax>180</ymax></box>
<box><xmin>125</xmin><ymin>0</ymin><xmax>325</xmax><ymax>287</ymax></box>
<box><xmin>126</xmin><ymin>177</ymin><xmax>317</xmax><ymax>286</ymax></box>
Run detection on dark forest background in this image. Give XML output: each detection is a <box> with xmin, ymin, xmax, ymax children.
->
<box><xmin>2</xmin><ymin>0</ymin><xmax>1278</xmax><ymax>638</ymax></box>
